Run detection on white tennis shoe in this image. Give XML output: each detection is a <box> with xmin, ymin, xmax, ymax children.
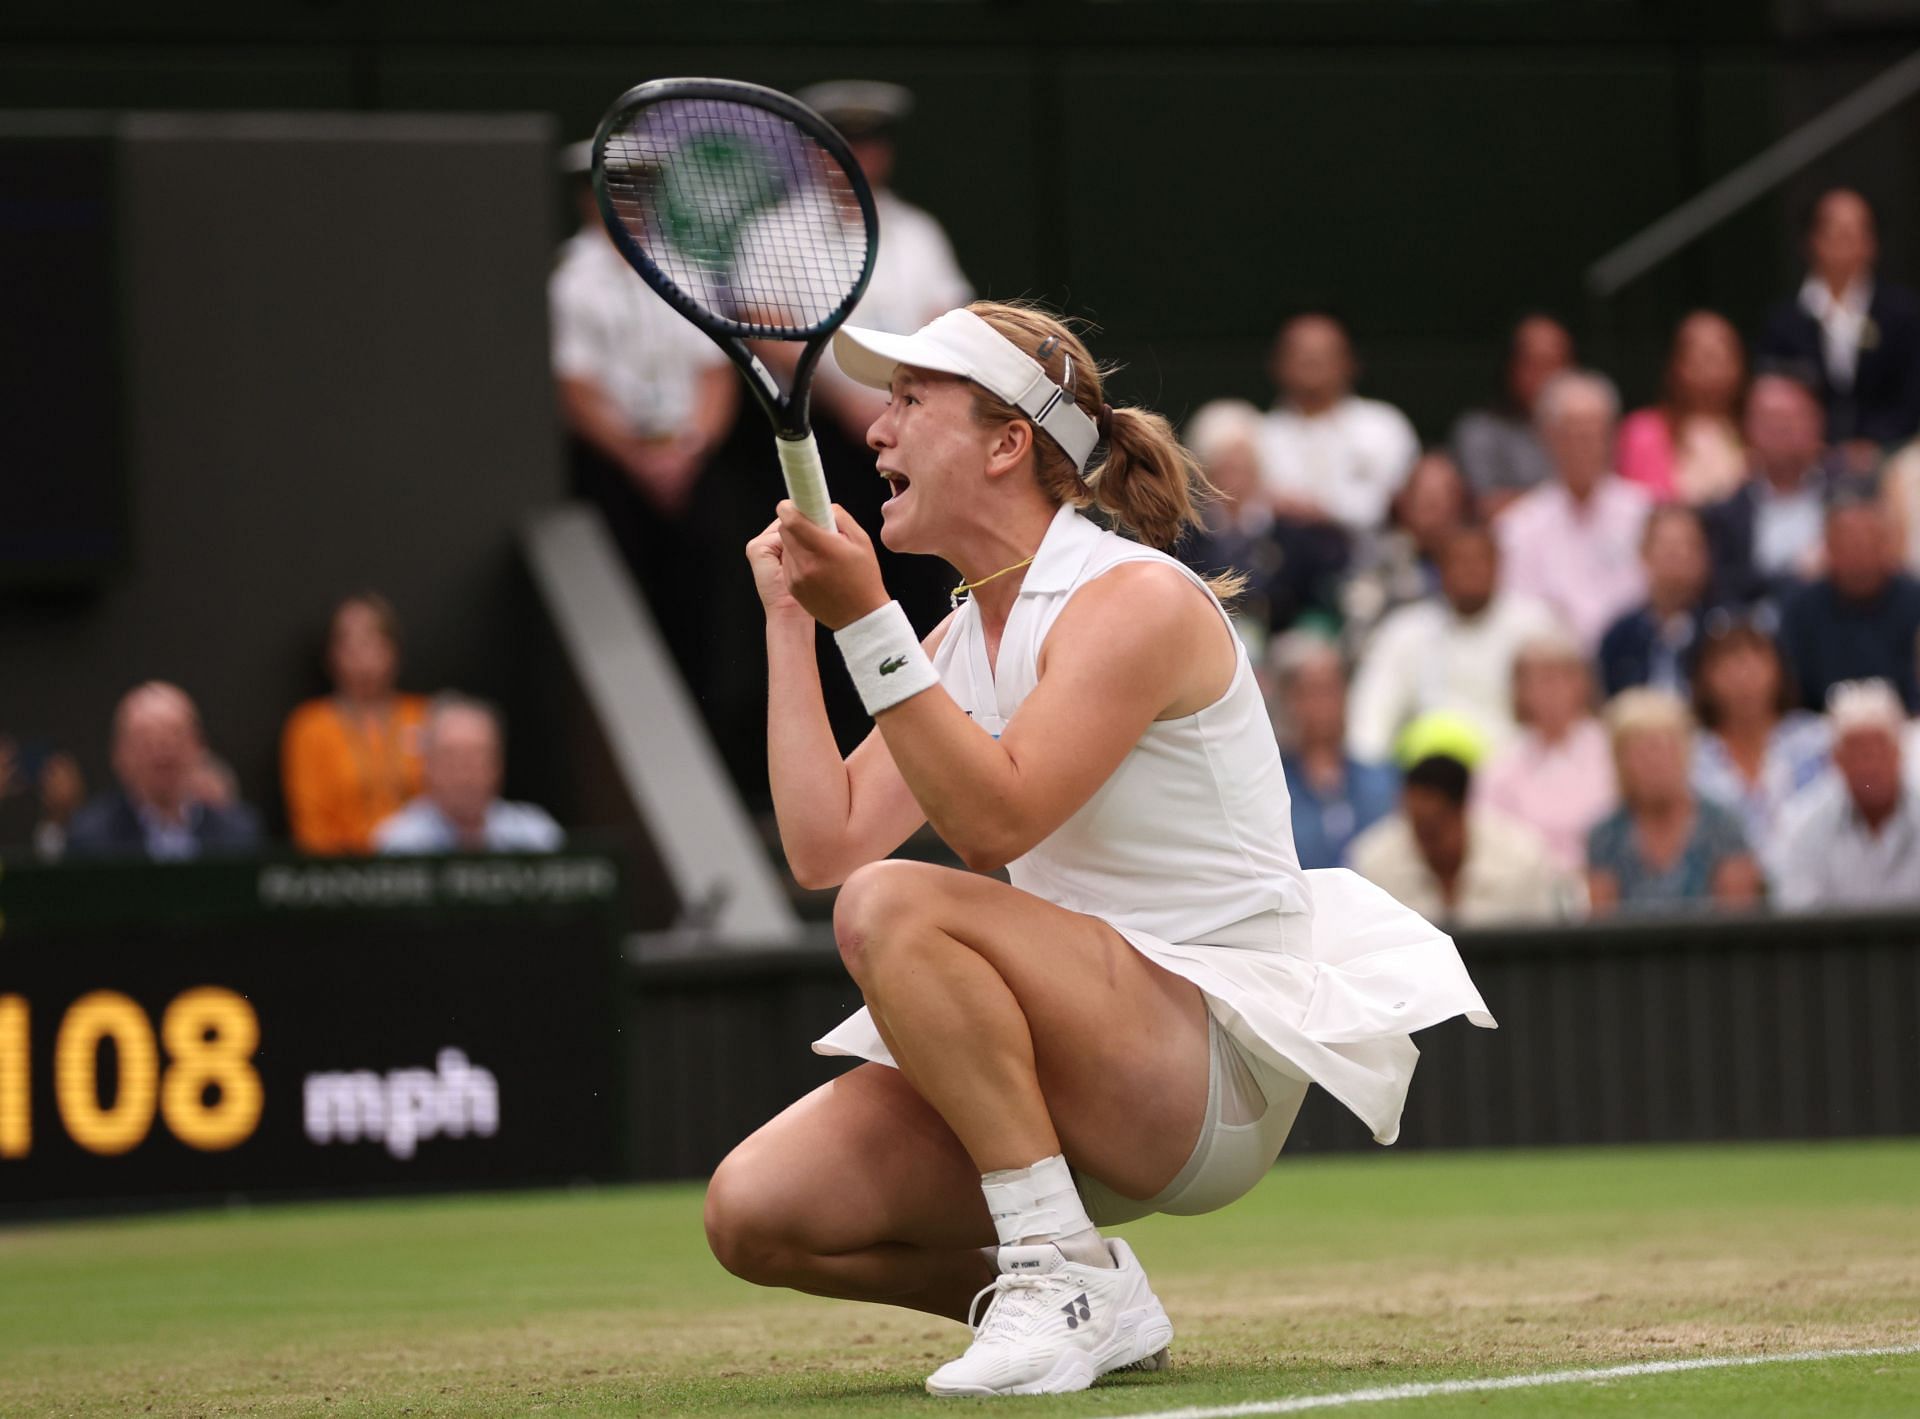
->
<box><xmin>925</xmin><ymin>1238</ymin><xmax>1174</xmax><ymax>1397</ymax></box>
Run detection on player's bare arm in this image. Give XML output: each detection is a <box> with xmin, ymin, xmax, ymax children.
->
<box><xmin>776</xmin><ymin>507</ymin><xmax>1232</xmax><ymax>870</ymax></box>
<box><xmin>747</xmin><ymin>514</ymin><xmax>946</xmax><ymax>886</ymax></box>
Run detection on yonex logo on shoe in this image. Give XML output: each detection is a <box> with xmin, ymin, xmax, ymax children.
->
<box><xmin>1061</xmin><ymin>1292</ymin><xmax>1091</xmax><ymax>1329</ymax></box>
<box><xmin>878</xmin><ymin>655</ymin><xmax>908</xmax><ymax>675</ymax></box>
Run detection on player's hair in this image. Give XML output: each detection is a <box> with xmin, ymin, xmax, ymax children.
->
<box><xmin>963</xmin><ymin>301</ymin><xmax>1236</xmax><ymax>593</ymax></box>
<box><xmin>1403</xmin><ymin>753</ymin><xmax>1471</xmax><ymax>809</ymax></box>
<box><xmin>1690</xmin><ymin>619</ymin><xmax>1796</xmax><ymax>730</ymax></box>
<box><xmin>1603</xmin><ymin>686</ymin><xmax>1693</xmax><ymax>766</ymax></box>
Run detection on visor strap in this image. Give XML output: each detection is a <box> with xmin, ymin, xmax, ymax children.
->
<box><xmin>1005</xmin><ymin>364</ymin><xmax>1098</xmax><ymax>471</ymax></box>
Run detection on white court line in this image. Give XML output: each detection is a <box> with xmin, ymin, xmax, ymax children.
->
<box><xmin>1106</xmin><ymin>1343</ymin><xmax>1920</xmax><ymax>1419</ymax></box>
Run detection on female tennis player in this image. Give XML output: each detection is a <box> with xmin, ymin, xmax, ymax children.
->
<box><xmin>705</xmin><ymin>300</ymin><xmax>1494</xmax><ymax>1397</ymax></box>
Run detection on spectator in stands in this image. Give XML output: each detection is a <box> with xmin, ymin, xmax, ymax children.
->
<box><xmin>1690</xmin><ymin>620</ymin><xmax>1830</xmax><ymax>866</ymax></box>
<box><xmin>550</xmin><ymin>140</ymin><xmax>741</xmax><ymax>679</ymax></box>
<box><xmin>374</xmin><ymin>694</ymin><xmax>562</xmax><ymax>854</ymax></box>
<box><xmin>1617</xmin><ymin>311</ymin><xmax>1747</xmax><ymax>505</ymax></box>
<box><xmin>1758</xmin><ymin>188</ymin><xmax>1920</xmax><ymax>467</ymax></box>
<box><xmin>1257</xmin><ymin>313</ymin><xmax>1419</xmax><ymax>534</ymax></box>
<box><xmin>1182</xmin><ymin>400</ymin><xmax>1345</xmax><ymax>639</ymax></box>
<box><xmin>66</xmin><ymin>683</ymin><xmax>262</xmax><ymax>862</ymax></box>
<box><xmin>1497</xmin><ymin>370</ymin><xmax>1652</xmax><ymax>653</ymax></box>
<box><xmin>800</xmin><ymin>82</ymin><xmax>972</xmax><ymax>346</ymax></box>
<box><xmin>1348</xmin><ymin>750</ymin><xmax>1577</xmax><ymax>927</ymax></box>
<box><xmin>1348</xmin><ymin>523</ymin><xmax>1560</xmax><ymax>761</ymax></box>
<box><xmin>1474</xmin><ymin>629</ymin><xmax>1616</xmax><ymax>874</ymax></box>
<box><xmin>1770</xmin><ymin>680</ymin><xmax>1920</xmax><ymax>909</ymax></box>
<box><xmin>1264</xmin><ymin>633</ymin><xmax>1397</xmax><ymax>870</ymax></box>
<box><xmin>282</xmin><ymin>593</ymin><xmax>428</xmax><ymax>856</ymax></box>
<box><xmin>1598</xmin><ymin>504</ymin><xmax>1716</xmax><ymax>697</ymax></box>
<box><xmin>0</xmin><ymin>735</ymin><xmax>84</xmax><ymax>860</ymax></box>
<box><xmin>1586</xmin><ymin>689</ymin><xmax>1759</xmax><ymax>915</ymax></box>
<box><xmin>1700</xmin><ymin>368</ymin><xmax>1835</xmax><ymax>611</ymax></box>
<box><xmin>1777</xmin><ymin>490</ymin><xmax>1920</xmax><ymax>712</ymax></box>
<box><xmin>740</xmin><ymin>83</ymin><xmax>968</xmax><ymax>632</ymax></box>
<box><xmin>1450</xmin><ymin>314</ymin><xmax>1575</xmax><ymax>512</ymax></box>
<box><xmin>1340</xmin><ymin>450</ymin><xmax>1472</xmax><ymax>654</ymax></box>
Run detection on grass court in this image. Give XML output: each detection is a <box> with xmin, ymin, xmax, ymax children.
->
<box><xmin>4</xmin><ymin>1139</ymin><xmax>1915</xmax><ymax>1417</ymax></box>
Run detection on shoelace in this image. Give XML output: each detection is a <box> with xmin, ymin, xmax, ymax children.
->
<box><xmin>965</xmin><ymin>1273</ymin><xmax>1059</xmax><ymax>1341</ymax></box>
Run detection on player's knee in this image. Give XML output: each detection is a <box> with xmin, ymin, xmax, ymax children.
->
<box><xmin>704</xmin><ymin>1147</ymin><xmax>798</xmax><ymax>1286</ymax></box>
<box><xmin>833</xmin><ymin>860</ymin><xmax>937</xmax><ymax>979</ymax></box>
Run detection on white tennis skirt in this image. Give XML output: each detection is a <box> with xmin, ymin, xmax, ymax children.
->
<box><xmin>813</xmin><ymin>867</ymin><xmax>1497</xmax><ymax>1146</ymax></box>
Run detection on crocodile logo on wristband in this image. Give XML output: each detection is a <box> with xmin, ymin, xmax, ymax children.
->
<box><xmin>878</xmin><ymin>655</ymin><xmax>909</xmax><ymax>675</ymax></box>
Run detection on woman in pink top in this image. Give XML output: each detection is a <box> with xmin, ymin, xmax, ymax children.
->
<box><xmin>1474</xmin><ymin>627</ymin><xmax>1617</xmax><ymax>871</ymax></box>
<box><xmin>1617</xmin><ymin>311</ymin><xmax>1748</xmax><ymax>505</ymax></box>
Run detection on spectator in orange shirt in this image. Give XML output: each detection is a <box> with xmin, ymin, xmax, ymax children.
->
<box><xmin>282</xmin><ymin>593</ymin><xmax>428</xmax><ymax>854</ymax></box>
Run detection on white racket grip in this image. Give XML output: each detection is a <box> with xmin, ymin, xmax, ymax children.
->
<box><xmin>775</xmin><ymin>432</ymin><xmax>834</xmax><ymax>528</ymax></box>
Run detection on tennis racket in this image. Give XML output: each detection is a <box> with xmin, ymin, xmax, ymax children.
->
<box><xmin>591</xmin><ymin>77</ymin><xmax>879</xmax><ymax>528</ymax></box>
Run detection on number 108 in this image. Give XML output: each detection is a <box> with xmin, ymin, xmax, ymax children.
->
<box><xmin>0</xmin><ymin>988</ymin><xmax>263</xmax><ymax>1159</ymax></box>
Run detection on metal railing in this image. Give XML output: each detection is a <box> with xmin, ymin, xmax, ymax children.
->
<box><xmin>1587</xmin><ymin>47</ymin><xmax>1920</xmax><ymax>299</ymax></box>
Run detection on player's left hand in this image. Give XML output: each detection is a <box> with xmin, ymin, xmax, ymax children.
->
<box><xmin>776</xmin><ymin>501</ymin><xmax>889</xmax><ymax>630</ymax></box>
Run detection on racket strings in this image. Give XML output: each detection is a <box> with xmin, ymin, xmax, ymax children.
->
<box><xmin>600</xmin><ymin>96</ymin><xmax>870</xmax><ymax>339</ymax></box>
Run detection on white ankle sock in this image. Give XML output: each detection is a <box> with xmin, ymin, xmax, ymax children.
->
<box><xmin>979</xmin><ymin>1154</ymin><xmax>1113</xmax><ymax>1268</ymax></box>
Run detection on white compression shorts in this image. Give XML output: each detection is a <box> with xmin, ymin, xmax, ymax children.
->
<box><xmin>1074</xmin><ymin>1010</ymin><xmax>1309</xmax><ymax>1225</ymax></box>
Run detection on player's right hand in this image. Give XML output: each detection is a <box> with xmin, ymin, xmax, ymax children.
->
<box><xmin>746</xmin><ymin>518</ymin><xmax>810</xmax><ymax>623</ymax></box>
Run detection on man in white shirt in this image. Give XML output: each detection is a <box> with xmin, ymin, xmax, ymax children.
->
<box><xmin>551</xmin><ymin>143</ymin><xmax>745</xmax><ymax>692</ymax></box>
<box><xmin>550</xmin><ymin>144</ymin><xmax>739</xmax><ymax>519</ymax></box>
<box><xmin>1348</xmin><ymin>752</ymin><xmax>1579</xmax><ymax>927</ymax></box>
<box><xmin>1769</xmin><ymin>680</ymin><xmax>1920</xmax><ymax>910</ymax></box>
<box><xmin>1347</xmin><ymin>523</ymin><xmax>1561</xmax><ymax>762</ymax></box>
<box><xmin>1257</xmin><ymin>314</ymin><xmax>1419</xmax><ymax>534</ymax></box>
<box><xmin>1496</xmin><ymin>370</ymin><xmax>1651</xmax><ymax>653</ymax></box>
<box><xmin>784</xmin><ymin>81</ymin><xmax>973</xmax><ymax>445</ymax></box>
<box><xmin>742</xmin><ymin>80</ymin><xmax>974</xmax><ymax>636</ymax></box>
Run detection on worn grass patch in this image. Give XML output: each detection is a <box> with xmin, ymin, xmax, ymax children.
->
<box><xmin>2</xmin><ymin>1140</ymin><xmax>1916</xmax><ymax>1417</ymax></box>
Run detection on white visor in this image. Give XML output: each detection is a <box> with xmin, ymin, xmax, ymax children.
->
<box><xmin>832</xmin><ymin>309</ymin><xmax>1101</xmax><ymax>471</ymax></box>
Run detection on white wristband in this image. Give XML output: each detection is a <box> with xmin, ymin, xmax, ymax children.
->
<box><xmin>834</xmin><ymin>600</ymin><xmax>938</xmax><ymax>716</ymax></box>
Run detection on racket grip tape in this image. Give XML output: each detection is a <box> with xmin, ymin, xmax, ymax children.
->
<box><xmin>775</xmin><ymin>432</ymin><xmax>834</xmax><ymax>529</ymax></box>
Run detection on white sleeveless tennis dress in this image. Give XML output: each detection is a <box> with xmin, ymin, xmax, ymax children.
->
<box><xmin>815</xmin><ymin>504</ymin><xmax>1495</xmax><ymax>1160</ymax></box>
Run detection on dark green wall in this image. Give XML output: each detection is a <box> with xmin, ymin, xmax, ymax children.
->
<box><xmin>4</xmin><ymin>1</ymin><xmax>1917</xmax><ymax>433</ymax></box>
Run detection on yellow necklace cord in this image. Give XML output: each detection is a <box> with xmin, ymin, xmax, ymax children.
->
<box><xmin>950</xmin><ymin>554</ymin><xmax>1038</xmax><ymax>607</ymax></box>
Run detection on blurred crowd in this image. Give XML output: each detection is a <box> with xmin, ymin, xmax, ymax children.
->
<box><xmin>1213</xmin><ymin>187</ymin><xmax>1920</xmax><ymax>925</ymax></box>
<box><xmin>7</xmin><ymin>82</ymin><xmax>1918</xmax><ymax>932</ymax></box>
<box><xmin>0</xmin><ymin>594</ymin><xmax>562</xmax><ymax>863</ymax></box>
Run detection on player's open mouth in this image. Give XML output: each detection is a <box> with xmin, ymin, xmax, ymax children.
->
<box><xmin>880</xmin><ymin>470</ymin><xmax>910</xmax><ymax>501</ymax></box>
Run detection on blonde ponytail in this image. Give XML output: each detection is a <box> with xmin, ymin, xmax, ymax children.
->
<box><xmin>1089</xmin><ymin>403</ymin><xmax>1203</xmax><ymax>554</ymax></box>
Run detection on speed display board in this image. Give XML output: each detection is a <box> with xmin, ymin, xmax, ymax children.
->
<box><xmin>0</xmin><ymin>855</ymin><xmax>624</xmax><ymax>1211</ymax></box>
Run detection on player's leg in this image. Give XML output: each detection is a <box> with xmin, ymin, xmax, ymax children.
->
<box><xmin>703</xmin><ymin>1061</ymin><xmax>999</xmax><ymax>1321</ymax></box>
<box><xmin>703</xmin><ymin>862</ymin><xmax>1213</xmax><ymax>1310</ymax></box>
<box><xmin>832</xmin><ymin>859</ymin><xmax>1213</xmax><ymax>1203</ymax></box>
<box><xmin>829</xmin><ymin>860</ymin><xmax>1213</xmax><ymax>1395</ymax></box>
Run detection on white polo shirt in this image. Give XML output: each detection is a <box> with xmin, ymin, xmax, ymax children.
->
<box><xmin>1345</xmin><ymin>592</ymin><xmax>1563</xmax><ymax>762</ymax></box>
<box><xmin>1256</xmin><ymin>396</ymin><xmax>1420</xmax><ymax>532</ymax></box>
<box><xmin>852</xmin><ymin>189</ymin><xmax>972</xmax><ymax>335</ymax></box>
<box><xmin>549</xmin><ymin>230</ymin><xmax>727</xmax><ymax>439</ymax></box>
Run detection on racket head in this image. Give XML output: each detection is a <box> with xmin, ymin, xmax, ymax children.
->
<box><xmin>591</xmin><ymin>77</ymin><xmax>879</xmax><ymax>347</ymax></box>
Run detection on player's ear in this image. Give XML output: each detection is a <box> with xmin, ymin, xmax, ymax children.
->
<box><xmin>983</xmin><ymin>418</ymin><xmax>1034</xmax><ymax>481</ymax></box>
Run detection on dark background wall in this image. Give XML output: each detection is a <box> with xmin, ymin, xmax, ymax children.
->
<box><xmin>5</xmin><ymin>1</ymin><xmax>1920</xmax><ymax>827</ymax></box>
<box><xmin>0</xmin><ymin>114</ymin><xmax>560</xmax><ymax>822</ymax></box>
<box><xmin>5</xmin><ymin>1</ymin><xmax>1918</xmax><ymax>431</ymax></box>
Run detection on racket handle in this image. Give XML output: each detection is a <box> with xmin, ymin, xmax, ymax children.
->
<box><xmin>775</xmin><ymin>432</ymin><xmax>834</xmax><ymax>529</ymax></box>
